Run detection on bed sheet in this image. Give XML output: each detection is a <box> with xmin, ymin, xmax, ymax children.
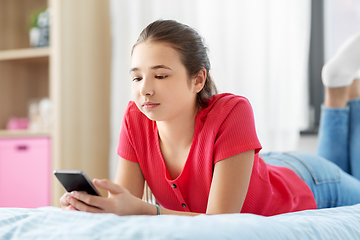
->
<box><xmin>1</xmin><ymin>204</ymin><xmax>360</xmax><ymax>240</ymax></box>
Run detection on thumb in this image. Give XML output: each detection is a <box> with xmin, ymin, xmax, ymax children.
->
<box><xmin>93</xmin><ymin>179</ymin><xmax>123</xmax><ymax>194</ymax></box>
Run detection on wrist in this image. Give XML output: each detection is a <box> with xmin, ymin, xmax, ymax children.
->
<box><xmin>135</xmin><ymin>198</ymin><xmax>160</xmax><ymax>215</ymax></box>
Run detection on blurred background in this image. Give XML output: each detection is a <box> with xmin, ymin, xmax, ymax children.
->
<box><xmin>0</xmin><ymin>0</ymin><xmax>359</xmax><ymax>207</ymax></box>
<box><xmin>109</xmin><ymin>0</ymin><xmax>360</xmax><ymax>178</ymax></box>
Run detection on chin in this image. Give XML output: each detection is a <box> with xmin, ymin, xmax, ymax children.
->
<box><xmin>146</xmin><ymin>115</ymin><xmax>157</xmax><ymax>121</ymax></box>
<box><xmin>141</xmin><ymin>111</ymin><xmax>160</xmax><ymax>121</ymax></box>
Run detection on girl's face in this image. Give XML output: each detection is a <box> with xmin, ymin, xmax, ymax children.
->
<box><xmin>130</xmin><ymin>42</ymin><xmax>200</xmax><ymax>122</ymax></box>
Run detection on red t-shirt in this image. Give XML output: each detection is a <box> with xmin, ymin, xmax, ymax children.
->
<box><xmin>117</xmin><ymin>93</ymin><xmax>317</xmax><ymax>216</ymax></box>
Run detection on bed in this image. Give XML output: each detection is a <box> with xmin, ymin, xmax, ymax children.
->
<box><xmin>1</xmin><ymin>204</ymin><xmax>360</xmax><ymax>240</ymax></box>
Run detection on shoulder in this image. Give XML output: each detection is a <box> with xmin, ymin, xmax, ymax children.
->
<box><xmin>200</xmin><ymin>93</ymin><xmax>254</xmax><ymax>119</ymax></box>
<box><xmin>206</xmin><ymin>94</ymin><xmax>261</xmax><ymax>162</ymax></box>
<box><xmin>206</xmin><ymin>93</ymin><xmax>252</xmax><ymax>110</ymax></box>
<box><xmin>120</xmin><ymin>101</ymin><xmax>155</xmax><ymax>146</ymax></box>
<box><xmin>123</xmin><ymin>101</ymin><xmax>147</xmax><ymax>121</ymax></box>
<box><xmin>124</xmin><ymin>101</ymin><xmax>141</xmax><ymax>115</ymax></box>
<box><xmin>122</xmin><ymin>101</ymin><xmax>153</xmax><ymax>131</ymax></box>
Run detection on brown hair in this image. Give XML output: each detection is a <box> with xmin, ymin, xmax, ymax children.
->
<box><xmin>132</xmin><ymin>20</ymin><xmax>218</xmax><ymax>107</ymax></box>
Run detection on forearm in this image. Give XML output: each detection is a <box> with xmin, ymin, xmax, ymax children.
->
<box><xmin>136</xmin><ymin>199</ymin><xmax>200</xmax><ymax>216</ymax></box>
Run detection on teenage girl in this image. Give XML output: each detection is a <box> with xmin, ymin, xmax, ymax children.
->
<box><xmin>60</xmin><ymin>20</ymin><xmax>360</xmax><ymax>216</ymax></box>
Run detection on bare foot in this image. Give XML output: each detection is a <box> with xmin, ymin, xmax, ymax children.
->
<box><xmin>348</xmin><ymin>79</ymin><xmax>360</xmax><ymax>100</ymax></box>
<box><xmin>324</xmin><ymin>86</ymin><xmax>350</xmax><ymax>108</ymax></box>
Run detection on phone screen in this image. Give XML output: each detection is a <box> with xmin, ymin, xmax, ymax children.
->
<box><xmin>53</xmin><ymin>170</ymin><xmax>101</xmax><ymax>196</ymax></box>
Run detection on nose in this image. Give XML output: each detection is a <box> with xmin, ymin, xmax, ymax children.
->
<box><xmin>139</xmin><ymin>78</ymin><xmax>154</xmax><ymax>96</ymax></box>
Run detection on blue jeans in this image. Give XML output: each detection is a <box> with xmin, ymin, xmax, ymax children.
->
<box><xmin>260</xmin><ymin>99</ymin><xmax>360</xmax><ymax>209</ymax></box>
<box><xmin>261</xmin><ymin>152</ymin><xmax>360</xmax><ymax>209</ymax></box>
<box><xmin>317</xmin><ymin>99</ymin><xmax>360</xmax><ymax>179</ymax></box>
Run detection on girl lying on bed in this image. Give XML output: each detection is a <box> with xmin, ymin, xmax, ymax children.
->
<box><xmin>61</xmin><ymin>20</ymin><xmax>360</xmax><ymax>216</ymax></box>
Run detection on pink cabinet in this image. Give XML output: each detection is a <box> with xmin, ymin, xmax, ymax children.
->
<box><xmin>0</xmin><ymin>137</ymin><xmax>51</xmax><ymax>208</ymax></box>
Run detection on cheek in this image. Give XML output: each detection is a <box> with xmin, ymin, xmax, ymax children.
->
<box><xmin>131</xmin><ymin>85</ymin><xmax>139</xmax><ymax>97</ymax></box>
<box><xmin>131</xmin><ymin>86</ymin><xmax>142</xmax><ymax>108</ymax></box>
<box><xmin>170</xmin><ymin>76</ymin><xmax>191</xmax><ymax>92</ymax></box>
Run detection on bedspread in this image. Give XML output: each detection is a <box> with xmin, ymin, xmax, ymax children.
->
<box><xmin>1</xmin><ymin>204</ymin><xmax>360</xmax><ymax>240</ymax></box>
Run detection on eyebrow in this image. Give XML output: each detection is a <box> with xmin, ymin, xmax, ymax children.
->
<box><xmin>129</xmin><ymin>65</ymin><xmax>172</xmax><ymax>73</ymax></box>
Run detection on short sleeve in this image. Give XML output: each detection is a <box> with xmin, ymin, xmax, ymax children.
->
<box><xmin>117</xmin><ymin>102</ymin><xmax>138</xmax><ymax>163</ymax></box>
<box><xmin>213</xmin><ymin>97</ymin><xmax>262</xmax><ymax>163</ymax></box>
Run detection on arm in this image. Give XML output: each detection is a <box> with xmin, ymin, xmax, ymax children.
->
<box><xmin>67</xmin><ymin>150</ymin><xmax>254</xmax><ymax>216</ymax></box>
<box><xmin>206</xmin><ymin>150</ymin><xmax>254</xmax><ymax>214</ymax></box>
<box><xmin>114</xmin><ymin>157</ymin><xmax>145</xmax><ymax>199</ymax></box>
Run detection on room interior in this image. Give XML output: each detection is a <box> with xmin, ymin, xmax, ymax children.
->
<box><xmin>1</xmin><ymin>1</ymin><xmax>360</xmax><ymax>239</ymax></box>
<box><xmin>0</xmin><ymin>0</ymin><xmax>359</xmax><ymax>208</ymax></box>
<box><xmin>0</xmin><ymin>0</ymin><xmax>111</xmax><ymax>207</ymax></box>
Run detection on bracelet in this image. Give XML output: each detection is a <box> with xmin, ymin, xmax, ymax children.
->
<box><xmin>155</xmin><ymin>204</ymin><xmax>161</xmax><ymax>215</ymax></box>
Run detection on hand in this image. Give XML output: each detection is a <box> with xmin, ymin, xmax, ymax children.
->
<box><xmin>65</xmin><ymin>179</ymin><xmax>143</xmax><ymax>215</ymax></box>
<box><xmin>60</xmin><ymin>192</ymin><xmax>78</xmax><ymax>211</ymax></box>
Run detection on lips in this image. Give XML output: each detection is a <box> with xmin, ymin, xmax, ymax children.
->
<box><xmin>142</xmin><ymin>102</ymin><xmax>160</xmax><ymax>109</ymax></box>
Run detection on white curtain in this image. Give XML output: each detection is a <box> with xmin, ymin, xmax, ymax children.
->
<box><xmin>324</xmin><ymin>0</ymin><xmax>360</xmax><ymax>61</ymax></box>
<box><xmin>109</xmin><ymin>0</ymin><xmax>311</xmax><ymax>179</ymax></box>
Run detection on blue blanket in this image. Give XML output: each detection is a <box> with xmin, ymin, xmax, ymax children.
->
<box><xmin>1</xmin><ymin>204</ymin><xmax>360</xmax><ymax>239</ymax></box>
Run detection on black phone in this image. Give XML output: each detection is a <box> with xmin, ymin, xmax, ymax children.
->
<box><xmin>53</xmin><ymin>170</ymin><xmax>101</xmax><ymax>196</ymax></box>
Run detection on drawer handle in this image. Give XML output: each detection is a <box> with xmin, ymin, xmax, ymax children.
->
<box><xmin>17</xmin><ymin>145</ymin><xmax>28</xmax><ymax>151</ymax></box>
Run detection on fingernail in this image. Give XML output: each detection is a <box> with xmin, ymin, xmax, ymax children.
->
<box><xmin>71</xmin><ymin>191</ymin><xmax>78</xmax><ymax>197</ymax></box>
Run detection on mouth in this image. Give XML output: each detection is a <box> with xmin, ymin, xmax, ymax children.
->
<box><xmin>142</xmin><ymin>102</ymin><xmax>160</xmax><ymax>109</ymax></box>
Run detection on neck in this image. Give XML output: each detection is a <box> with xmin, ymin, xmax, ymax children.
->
<box><xmin>157</xmin><ymin>104</ymin><xmax>199</xmax><ymax>150</ymax></box>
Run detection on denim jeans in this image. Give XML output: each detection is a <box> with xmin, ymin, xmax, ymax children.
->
<box><xmin>261</xmin><ymin>152</ymin><xmax>360</xmax><ymax>209</ymax></box>
<box><xmin>317</xmin><ymin>99</ymin><xmax>360</xmax><ymax>179</ymax></box>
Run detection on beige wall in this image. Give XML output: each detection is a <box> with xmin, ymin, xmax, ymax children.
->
<box><xmin>50</xmin><ymin>0</ymin><xmax>111</xmax><ymax>204</ymax></box>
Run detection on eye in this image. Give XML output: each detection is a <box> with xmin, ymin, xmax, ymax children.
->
<box><xmin>132</xmin><ymin>77</ymin><xmax>142</xmax><ymax>82</ymax></box>
<box><xmin>156</xmin><ymin>75</ymin><xmax>168</xmax><ymax>79</ymax></box>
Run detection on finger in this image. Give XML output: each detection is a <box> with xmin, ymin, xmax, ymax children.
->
<box><xmin>93</xmin><ymin>179</ymin><xmax>123</xmax><ymax>194</ymax></box>
<box><xmin>62</xmin><ymin>195</ymin><xmax>80</xmax><ymax>211</ymax></box>
<box><xmin>66</xmin><ymin>202</ymin><xmax>79</xmax><ymax>211</ymax></box>
<box><xmin>68</xmin><ymin>205</ymin><xmax>78</xmax><ymax>211</ymax></box>
<box><xmin>60</xmin><ymin>192</ymin><xmax>72</xmax><ymax>207</ymax></box>
<box><xmin>68</xmin><ymin>194</ymin><xmax>103</xmax><ymax>213</ymax></box>
<box><xmin>71</xmin><ymin>191</ymin><xmax>106</xmax><ymax>210</ymax></box>
<box><xmin>60</xmin><ymin>194</ymin><xmax>79</xmax><ymax>211</ymax></box>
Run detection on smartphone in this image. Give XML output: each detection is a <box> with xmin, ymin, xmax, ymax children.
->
<box><xmin>53</xmin><ymin>170</ymin><xmax>101</xmax><ymax>196</ymax></box>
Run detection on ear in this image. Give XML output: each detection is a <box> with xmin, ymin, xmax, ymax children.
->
<box><xmin>193</xmin><ymin>69</ymin><xmax>206</xmax><ymax>93</ymax></box>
